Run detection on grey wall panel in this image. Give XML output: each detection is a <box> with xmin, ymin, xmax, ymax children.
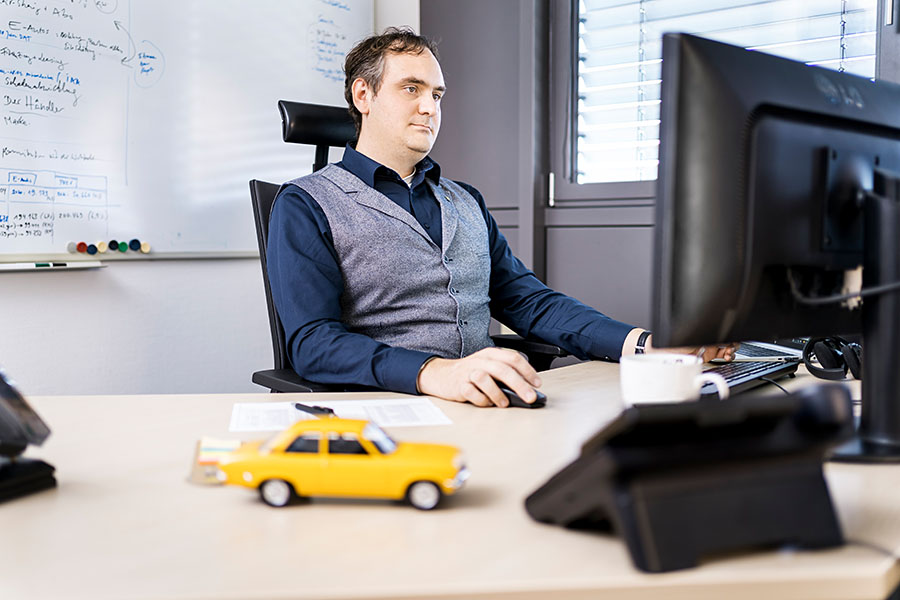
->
<box><xmin>421</xmin><ymin>0</ymin><xmax>522</xmax><ymax>210</ymax></box>
<box><xmin>544</xmin><ymin>205</ymin><xmax>654</xmax><ymax>227</ymax></box>
<box><xmin>498</xmin><ymin>226</ymin><xmax>519</xmax><ymax>255</ymax></box>
<box><xmin>490</xmin><ymin>208</ymin><xmax>519</xmax><ymax>228</ymax></box>
<box><xmin>545</xmin><ymin>226</ymin><xmax>653</xmax><ymax>328</ymax></box>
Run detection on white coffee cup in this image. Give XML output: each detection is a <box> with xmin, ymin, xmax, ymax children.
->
<box><xmin>619</xmin><ymin>353</ymin><xmax>729</xmax><ymax>406</ymax></box>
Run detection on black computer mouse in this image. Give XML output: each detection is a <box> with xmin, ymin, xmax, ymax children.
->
<box><xmin>498</xmin><ymin>385</ymin><xmax>547</xmax><ymax>409</ymax></box>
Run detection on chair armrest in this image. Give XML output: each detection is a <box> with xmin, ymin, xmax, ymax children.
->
<box><xmin>491</xmin><ymin>334</ymin><xmax>569</xmax><ymax>372</ymax></box>
<box><xmin>251</xmin><ymin>369</ymin><xmax>341</xmax><ymax>393</ymax></box>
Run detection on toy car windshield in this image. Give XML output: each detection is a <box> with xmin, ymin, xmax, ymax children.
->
<box><xmin>363</xmin><ymin>423</ymin><xmax>397</xmax><ymax>454</ymax></box>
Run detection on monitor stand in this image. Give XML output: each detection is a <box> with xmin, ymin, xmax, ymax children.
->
<box><xmin>0</xmin><ymin>456</ymin><xmax>57</xmax><ymax>502</ymax></box>
<box><xmin>831</xmin><ymin>169</ymin><xmax>900</xmax><ymax>463</ymax></box>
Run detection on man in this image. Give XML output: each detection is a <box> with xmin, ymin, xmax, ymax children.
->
<box><xmin>267</xmin><ymin>28</ymin><xmax>733</xmax><ymax>408</ymax></box>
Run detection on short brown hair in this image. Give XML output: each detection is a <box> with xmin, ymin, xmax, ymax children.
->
<box><xmin>343</xmin><ymin>27</ymin><xmax>440</xmax><ymax>136</ymax></box>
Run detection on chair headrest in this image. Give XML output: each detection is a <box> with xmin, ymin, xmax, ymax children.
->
<box><xmin>278</xmin><ymin>101</ymin><xmax>356</xmax><ymax>146</ymax></box>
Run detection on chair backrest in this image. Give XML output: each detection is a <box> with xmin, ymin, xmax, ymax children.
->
<box><xmin>249</xmin><ymin>179</ymin><xmax>289</xmax><ymax>370</ymax></box>
<box><xmin>251</xmin><ymin>102</ymin><xmax>356</xmax><ymax>372</ymax></box>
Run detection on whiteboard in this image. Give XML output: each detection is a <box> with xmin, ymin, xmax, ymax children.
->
<box><xmin>0</xmin><ymin>0</ymin><xmax>373</xmax><ymax>260</ymax></box>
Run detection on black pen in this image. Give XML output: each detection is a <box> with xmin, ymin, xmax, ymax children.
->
<box><xmin>294</xmin><ymin>402</ymin><xmax>336</xmax><ymax>417</ymax></box>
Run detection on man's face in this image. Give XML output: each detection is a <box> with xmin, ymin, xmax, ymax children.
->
<box><xmin>357</xmin><ymin>49</ymin><xmax>445</xmax><ymax>162</ymax></box>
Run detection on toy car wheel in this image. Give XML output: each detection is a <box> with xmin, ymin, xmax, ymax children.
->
<box><xmin>406</xmin><ymin>481</ymin><xmax>442</xmax><ymax>510</ymax></box>
<box><xmin>259</xmin><ymin>479</ymin><xmax>295</xmax><ymax>507</ymax></box>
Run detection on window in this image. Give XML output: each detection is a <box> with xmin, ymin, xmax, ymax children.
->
<box><xmin>575</xmin><ymin>0</ymin><xmax>878</xmax><ymax>184</ymax></box>
<box><xmin>286</xmin><ymin>433</ymin><xmax>321</xmax><ymax>453</ymax></box>
<box><xmin>327</xmin><ymin>432</ymin><xmax>368</xmax><ymax>455</ymax></box>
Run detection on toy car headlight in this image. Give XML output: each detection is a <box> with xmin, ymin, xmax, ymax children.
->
<box><xmin>452</xmin><ymin>452</ymin><xmax>465</xmax><ymax>470</ymax></box>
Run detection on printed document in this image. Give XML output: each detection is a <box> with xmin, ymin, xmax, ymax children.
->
<box><xmin>229</xmin><ymin>397</ymin><xmax>452</xmax><ymax>432</ymax></box>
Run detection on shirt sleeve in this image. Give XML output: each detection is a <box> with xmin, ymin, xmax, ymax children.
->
<box><xmin>266</xmin><ymin>184</ymin><xmax>434</xmax><ymax>394</ymax></box>
<box><xmin>454</xmin><ymin>182</ymin><xmax>636</xmax><ymax>361</ymax></box>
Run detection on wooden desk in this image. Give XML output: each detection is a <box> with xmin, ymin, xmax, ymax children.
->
<box><xmin>2</xmin><ymin>362</ymin><xmax>899</xmax><ymax>600</ymax></box>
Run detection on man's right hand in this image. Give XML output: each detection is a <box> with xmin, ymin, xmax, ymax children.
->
<box><xmin>416</xmin><ymin>347</ymin><xmax>542</xmax><ymax>407</ymax></box>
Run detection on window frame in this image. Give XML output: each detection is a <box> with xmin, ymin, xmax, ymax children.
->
<box><xmin>549</xmin><ymin>0</ymin><xmax>898</xmax><ymax>204</ymax></box>
<box><xmin>877</xmin><ymin>0</ymin><xmax>900</xmax><ymax>83</ymax></box>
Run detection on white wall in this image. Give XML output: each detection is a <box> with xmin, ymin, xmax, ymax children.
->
<box><xmin>1</xmin><ymin>1</ymin><xmax>420</xmax><ymax>396</ymax></box>
<box><xmin>375</xmin><ymin>0</ymin><xmax>419</xmax><ymax>32</ymax></box>
<box><xmin>0</xmin><ymin>259</ymin><xmax>272</xmax><ymax>395</ymax></box>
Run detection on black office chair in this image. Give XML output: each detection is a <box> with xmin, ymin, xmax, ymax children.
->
<box><xmin>251</xmin><ymin>101</ymin><xmax>567</xmax><ymax>393</ymax></box>
<box><xmin>250</xmin><ymin>179</ymin><xmax>337</xmax><ymax>393</ymax></box>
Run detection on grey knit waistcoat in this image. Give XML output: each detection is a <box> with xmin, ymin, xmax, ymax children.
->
<box><xmin>285</xmin><ymin>164</ymin><xmax>493</xmax><ymax>358</ymax></box>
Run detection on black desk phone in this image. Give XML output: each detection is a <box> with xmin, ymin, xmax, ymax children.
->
<box><xmin>525</xmin><ymin>384</ymin><xmax>854</xmax><ymax>572</ymax></box>
<box><xmin>0</xmin><ymin>369</ymin><xmax>56</xmax><ymax>502</ymax></box>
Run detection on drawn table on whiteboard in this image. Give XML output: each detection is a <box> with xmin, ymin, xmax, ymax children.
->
<box><xmin>0</xmin><ymin>169</ymin><xmax>108</xmax><ymax>251</ymax></box>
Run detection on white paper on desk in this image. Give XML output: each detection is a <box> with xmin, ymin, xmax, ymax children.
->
<box><xmin>229</xmin><ymin>398</ymin><xmax>452</xmax><ymax>432</ymax></box>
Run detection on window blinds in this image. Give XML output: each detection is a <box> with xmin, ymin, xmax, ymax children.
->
<box><xmin>576</xmin><ymin>0</ymin><xmax>877</xmax><ymax>183</ymax></box>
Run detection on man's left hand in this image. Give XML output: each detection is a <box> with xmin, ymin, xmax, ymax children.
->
<box><xmin>651</xmin><ymin>343</ymin><xmax>737</xmax><ymax>363</ymax></box>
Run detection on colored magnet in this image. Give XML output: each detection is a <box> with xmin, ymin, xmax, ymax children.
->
<box><xmin>76</xmin><ymin>242</ymin><xmax>87</xmax><ymax>253</ymax></box>
<box><xmin>119</xmin><ymin>243</ymin><xmax>127</xmax><ymax>253</ymax></box>
<box><xmin>67</xmin><ymin>242</ymin><xmax>77</xmax><ymax>253</ymax></box>
<box><xmin>86</xmin><ymin>244</ymin><xmax>98</xmax><ymax>255</ymax></box>
<box><xmin>97</xmin><ymin>241</ymin><xmax>108</xmax><ymax>253</ymax></box>
<box><xmin>140</xmin><ymin>241</ymin><xmax>151</xmax><ymax>254</ymax></box>
<box><xmin>109</xmin><ymin>240</ymin><xmax>119</xmax><ymax>251</ymax></box>
<box><xmin>129</xmin><ymin>238</ymin><xmax>141</xmax><ymax>251</ymax></box>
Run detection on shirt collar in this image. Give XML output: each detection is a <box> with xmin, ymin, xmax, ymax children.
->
<box><xmin>340</xmin><ymin>144</ymin><xmax>441</xmax><ymax>188</ymax></box>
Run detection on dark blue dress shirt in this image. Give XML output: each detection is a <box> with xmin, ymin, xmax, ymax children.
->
<box><xmin>267</xmin><ymin>145</ymin><xmax>635</xmax><ymax>394</ymax></box>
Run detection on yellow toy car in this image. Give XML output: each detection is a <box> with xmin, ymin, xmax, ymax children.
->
<box><xmin>216</xmin><ymin>417</ymin><xmax>469</xmax><ymax>510</ymax></box>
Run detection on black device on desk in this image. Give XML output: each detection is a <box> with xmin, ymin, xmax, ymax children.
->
<box><xmin>498</xmin><ymin>385</ymin><xmax>547</xmax><ymax>408</ymax></box>
<box><xmin>650</xmin><ymin>34</ymin><xmax>900</xmax><ymax>462</ymax></box>
<box><xmin>0</xmin><ymin>369</ymin><xmax>56</xmax><ymax>502</ymax></box>
<box><xmin>525</xmin><ymin>384</ymin><xmax>853</xmax><ymax>572</ymax></box>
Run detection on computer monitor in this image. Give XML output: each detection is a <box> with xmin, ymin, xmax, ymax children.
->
<box><xmin>652</xmin><ymin>33</ymin><xmax>900</xmax><ymax>462</ymax></box>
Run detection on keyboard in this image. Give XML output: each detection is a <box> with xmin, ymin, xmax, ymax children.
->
<box><xmin>702</xmin><ymin>343</ymin><xmax>800</xmax><ymax>397</ymax></box>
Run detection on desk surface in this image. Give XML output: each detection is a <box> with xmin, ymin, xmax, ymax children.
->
<box><xmin>2</xmin><ymin>362</ymin><xmax>899</xmax><ymax>600</ymax></box>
